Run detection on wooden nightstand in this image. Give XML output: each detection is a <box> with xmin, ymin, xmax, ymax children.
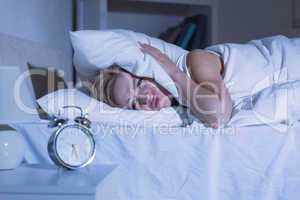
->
<box><xmin>0</xmin><ymin>164</ymin><xmax>117</xmax><ymax>200</ymax></box>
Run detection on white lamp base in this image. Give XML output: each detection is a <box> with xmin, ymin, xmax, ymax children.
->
<box><xmin>0</xmin><ymin>130</ymin><xmax>25</xmax><ymax>170</ymax></box>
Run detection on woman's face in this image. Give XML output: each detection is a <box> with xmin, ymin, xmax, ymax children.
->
<box><xmin>110</xmin><ymin>71</ymin><xmax>172</xmax><ymax>110</ymax></box>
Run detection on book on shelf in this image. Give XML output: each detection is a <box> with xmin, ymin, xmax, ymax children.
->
<box><xmin>166</xmin><ymin>26</ymin><xmax>183</xmax><ymax>43</ymax></box>
<box><xmin>159</xmin><ymin>26</ymin><xmax>182</xmax><ymax>43</ymax></box>
<box><xmin>159</xmin><ymin>14</ymin><xmax>208</xmax><ymax>50</ymax></box>
<box><xmin>176</xmin><ymin>23</ymin><xmax>197</xmax><ymax>49</ymax></box>
<box><xmin>184</xmin><ymin>14</ymin><xmax>208</xmax><ymax>50</ymax></box>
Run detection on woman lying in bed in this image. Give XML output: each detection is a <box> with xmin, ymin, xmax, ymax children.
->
<box><xmin>93</xmin><ymin>43</ymin><xmax>233</xmax><ymax>129</ymax></box>
<box><xmin>92</xmin><ymin>35</ymin><xmax>300</xmax><ymax>128</ymax></box>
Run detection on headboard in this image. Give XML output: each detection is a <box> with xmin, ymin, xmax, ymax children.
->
<box><xmin>0</xmin><ymin>0</ymin><xmax>76</xmax><ymax>81</ymax></box>
<box><xmin>0</xmin><ymin>32</ymin><xmax>71</xmax><ymax>79</ymax></box>
<box><xmin>0</xmin><ymin>32</ymin><xmax>72</xmax><ymax>118</ymax></box>
<box><xmin>0</xmin><ymin>0</ymin><xmax>75</xmax><ymax>124</ymax></box>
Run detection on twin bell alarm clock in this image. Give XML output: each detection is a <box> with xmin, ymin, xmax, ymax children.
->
<box><xmin>47</xmin><ymin>106</ymin><xmax>96</xmax><ymax>170</ymax></box>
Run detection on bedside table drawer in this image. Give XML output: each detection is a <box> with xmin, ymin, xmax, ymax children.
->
<box><xmin>0</xmin><ymin>164</ymin><xmax>117</xmax><ymax>200</ymax></box>
<box><xmin>0</xmin><ymin>194</ymin><xmax>94</xmax><ymax>200</ymax></box>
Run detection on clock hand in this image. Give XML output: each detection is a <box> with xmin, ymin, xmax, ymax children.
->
<box><xmin>74</xmin><ymin>144</ymin><xmax>80</xmax><ymax>159</ymax></box>
<box><xmin>71</xmin><ymin>144</ymin><xmax>77</xmax><ymax>160</ymax></box>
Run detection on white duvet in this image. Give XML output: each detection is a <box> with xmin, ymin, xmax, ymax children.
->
<box><xmin>11</xmin><ymin>82</ymin><xmax>300</xmax><ymax>200</ymax></box>
<box><xmin>11</xmin><ymin>120</ymin><xmax>300</xmax><ymax>200</ymax></box>
<box><xmin>209</xmin><ymin>35</ymin><xmax>300</xmax><ymax>128</ymax></box>
<box><xmin>94</xmin><ymin>123</ymin><xmax>300</xmax><ymax>200</ymax></box>
<box><xmin>10</xmin><ymin>82</ymin><xmax>300</xmax><ymax>199</ymax></box>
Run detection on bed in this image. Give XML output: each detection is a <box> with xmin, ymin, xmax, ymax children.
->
<box><xmin>3</xmin><ymin>32</ymin><xmax>300</xmax><ymax>200</ymax></box>
<box><xmin>11</xmin><ymin>116</ymin><xmax>300</xmax><ymax>200</ymax></box>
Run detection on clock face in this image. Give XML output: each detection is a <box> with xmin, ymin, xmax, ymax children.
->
<box><xmin>55</xmin><ymin>126</ymin><xmax>95</xmax><ymax>167</ymax></box>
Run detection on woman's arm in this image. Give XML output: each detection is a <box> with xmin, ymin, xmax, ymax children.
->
<box><xmin>140</xmin><ymin>44</ymin><xmax>232</xmax><ymax>128</ymax></box>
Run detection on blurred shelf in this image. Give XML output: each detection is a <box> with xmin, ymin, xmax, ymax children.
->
<box><xmin>125</xmin><ymin>0</ymin><xmax>212</xmax><ymax>6</ymax></box>
<box><xmin>77</xmin><ymin>0</ymin><xmax>218</xmax><ymax>44</ymax></box>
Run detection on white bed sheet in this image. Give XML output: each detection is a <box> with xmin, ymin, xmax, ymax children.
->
<box><xmin>11</xmin><ymin>120</ymin><xmax>300</xmax><ymax>200</ymax></box>
<box><xmin>94</xmin><ymin>123</ymin><xmax>300</xmax><ymax>200</ymax></box>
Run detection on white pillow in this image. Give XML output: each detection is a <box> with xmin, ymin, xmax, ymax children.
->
<box><xmin>37</xmin><ymin>88</ymin><xmax>185</xmax><ymax>127</ymax></box>
<box><xmin>70</xmin><ymin>29</ymin><xmax>188</xmax><ymax>104</ymax></box>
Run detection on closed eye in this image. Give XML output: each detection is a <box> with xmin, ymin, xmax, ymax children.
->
<box><xmin>132</xmin><ymin>99</ymin><xmax>137</xmax><ymax>110</ymax></box>
<box><xmin>130</xmin><ymin>78</ymin><xmax>143</xmax><ymax>110</ymax></box>
<box><xmin>128</xmin><ymin>98</ymin><xmax>136</xmax><ymax>110</ymax></box>
<box><xmin>137</xmin><ymin>78</ymin><xmax>143</xmax><ymax>87</ymax></box>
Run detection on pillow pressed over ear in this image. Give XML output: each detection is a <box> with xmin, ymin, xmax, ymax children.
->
<box><xmin>69</xmin><ymin>29</ymin><xmax>189</xmax><ymax>103</ymax></box>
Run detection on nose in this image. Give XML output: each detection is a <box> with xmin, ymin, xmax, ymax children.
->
<box><xmin>135</xmin><ymin>85</ymin><xmax>152</xmax><ymax>106</ymax></box>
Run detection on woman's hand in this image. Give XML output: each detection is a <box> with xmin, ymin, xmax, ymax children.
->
<box><xmin>139</xmin><ymin>43</ymin><xmax>180</xmax><ymax>78</ymax></box>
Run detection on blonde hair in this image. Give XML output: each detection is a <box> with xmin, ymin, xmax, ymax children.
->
<box><xmin>91</xmin><ymin>65</ymin><xmax>123</xmax><ymax>106</ymax></box>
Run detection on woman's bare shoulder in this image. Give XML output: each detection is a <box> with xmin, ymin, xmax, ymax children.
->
<box><xmin>186</xmin><ymin>49</ymin><xmax>224</xmax><ymax>83</ymax></box>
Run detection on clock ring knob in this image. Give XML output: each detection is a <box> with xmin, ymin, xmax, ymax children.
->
<box><xmin>74</xmin><ymin>116</ymin><xmax>91</xmax><ymax>128</ymax></box>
